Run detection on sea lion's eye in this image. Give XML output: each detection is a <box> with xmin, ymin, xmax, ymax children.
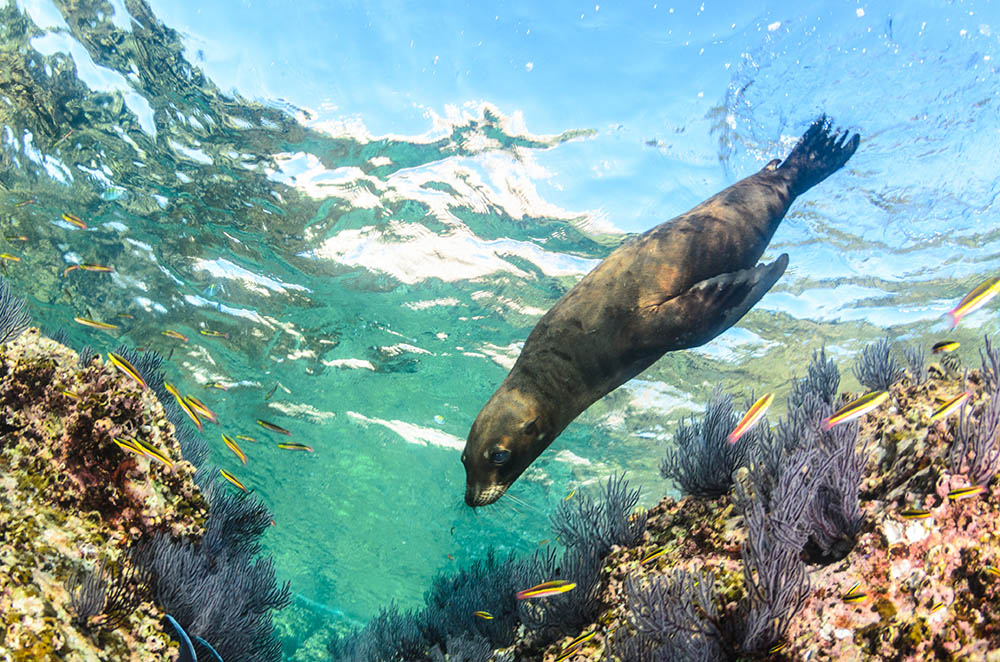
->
<box><xmin>490</xmin><ymin>449</ymin><xmax>511</xmax><ymax>466</ymax></box>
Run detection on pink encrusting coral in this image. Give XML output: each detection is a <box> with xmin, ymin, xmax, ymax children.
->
<box><xmin>0</xmin><ymin>329</ymin><xmax>208</xmax><ymax>660</ymax></box>
<box><xmin>524</xmin><ymin>363</ymin><xmax>1000</xmax><ymax>662</ymax></box>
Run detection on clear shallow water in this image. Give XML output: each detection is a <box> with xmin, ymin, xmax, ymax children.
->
<box><xmin>2</xmin><ymin>0</ymin><xmax>999</xmax><ymax>643</ymax></box>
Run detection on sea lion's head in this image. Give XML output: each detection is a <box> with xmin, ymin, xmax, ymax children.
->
<box><xmin>462</xmin><ymin>386</ymin><xmax>550</xmax><ymax>507</ymax></box>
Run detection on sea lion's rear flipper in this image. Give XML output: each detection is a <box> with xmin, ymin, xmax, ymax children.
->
<box><xmin>633</xmin><ymin>254</ymin><xmax>789</xmax><ymax>351</ymax></box>
<box><xmin>779</xmin><ymin>116</ymin><xmax>860</xmax><ymax>197</ymax></box>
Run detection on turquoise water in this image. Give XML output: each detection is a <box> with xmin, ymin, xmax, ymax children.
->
<box><xmin>3</xmin><ymin>0</ymin><xmax>999</xmax><ymax>649</ymax></box>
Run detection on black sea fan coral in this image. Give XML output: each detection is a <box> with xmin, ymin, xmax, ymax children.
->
<box><xmin>902</xmin><ymin>342</ymin><xmax>928</xmax><ymax>385</ymax></box>
<box><xmin>852</xmin><ymin>337</ymin><xmax>904</xmax><ymax>392</ymax></box>
<box><xmin>735</xmin><ymin>449</ymin><xmax>816</xmax><ymax>653</ymax></box>
<box><xmin>950</xmin><ymin>385</ymin><xmax>1000</xmax><ymax>486</ymax></box>
<box><xmin>789</xmin><ymin>347</ymin><xmax>840</xmax><ymax>409</ymax></box>
<box><xmin>551</xmin><ymin>472</ymin><xmax>646</xmax><ymax>553</ymax></box>
<box><xmin>68</xmin><ymin>552</ymin><xmax>152</xmax><ymax>631</ymax></box>
<box><xmin>0</xmin><ymin>276</ymin><xmax>30</xmax><ymax>344</ymax></box>
<box><xmin>612</xmin><ymin>570</ymin><xmax>726</xmax><ymax>662</ymax></box>
<box><xmin>661</xmin><ymin>389</ymin><xmax>753</xmax><ymax>498</ymax></box>
<box><xmin>422</xmin><ymin>550</ymin><xmax>522</xmax><ymax>651</ymax></box>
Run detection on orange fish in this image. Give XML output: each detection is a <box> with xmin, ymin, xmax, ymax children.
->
<box><xmin>947</xmin><ymin>277</ymin><xmax>1000</xmax><ymax>328</ymax></box>
<box><xmin>516</xmin><ymin>580</ymin><xmax>576</xmax><ymax>600</ymax></box>
<box><xmin>727</xmin><ymin>393</ymin><xmax>773</xmax><ymax>444</ymax></box>
<box><xmin>161</xmin><ymin>329</ymin><xmax>189</xmax><ymax>343</ymax></box>
<box><xmin>74</xmin><ymin>316</ymin><xmax>118</xmax><ymax>331</ymax></box>
<box><xmin>61</xmin><ymin>212</ymin><xmax>87</xmax><ymax>229</ymax></box>
<box><xmin>821</xmin><ymin>391</ymin><xmax>888</xmax><ymax>430</ymax></box>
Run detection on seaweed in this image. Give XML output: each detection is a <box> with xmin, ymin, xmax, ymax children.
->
<box><xmin>0</xmin><ymin>276</ymin><xmax>30</xmax><ymax>344</ymax></box>
<box><xmin>852</xmin><ymin>337</ymin><xmax>904</xmax><ymax>392</ymax></box>
<box><xmin>660</xmin><ymin>389</ymin><xmax>753</xmax><ymax>498</ymax></box>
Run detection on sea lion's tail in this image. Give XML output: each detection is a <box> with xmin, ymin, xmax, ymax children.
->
<box><xmin>779</xmin><ymin>115</ymin><xmax>860</xmax><ymax>197</ymax></box>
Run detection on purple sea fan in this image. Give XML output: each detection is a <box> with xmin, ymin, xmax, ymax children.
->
<box><xmin>949</xmin><ymin>388</ymin><xmax>1000</xmax><ymax>486</ymax></box>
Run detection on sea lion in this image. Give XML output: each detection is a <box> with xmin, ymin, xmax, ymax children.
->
<box><xmin>462</xmin><ymin>116</ymin><xmax>860</xmax><ymax>507</ymax></box>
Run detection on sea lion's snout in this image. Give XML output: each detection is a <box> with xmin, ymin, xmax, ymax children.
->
<box><xmin>464</xmin><ymin>481</ymin><xmax>507</xmax><ymax>508</ymax></box>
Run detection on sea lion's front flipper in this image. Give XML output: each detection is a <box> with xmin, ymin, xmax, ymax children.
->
<box><xmin>633</xmin><ymin>253</ymin><xmax>789</xmax><ymax>351</ymax></box>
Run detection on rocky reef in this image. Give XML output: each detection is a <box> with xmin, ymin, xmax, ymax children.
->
<box><xmin>0</xmin><ymin>291</ymin><xmax>288</xmax><ymax>662</ymax></box>
<box><xmin>1</xmin><ymin>329</ymin><xmax>207</xmax><ymax>660</ymax></box>
<box><xmin>525</xmin><ymin>355</ymin><xmax>1000</xmax><ymax>661</ymax></box>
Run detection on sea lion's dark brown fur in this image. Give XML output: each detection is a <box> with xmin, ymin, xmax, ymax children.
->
<box><xmin>462</xmin><ymin>117</ymin><xmax>860</xmax><ymax>507</ymax></box>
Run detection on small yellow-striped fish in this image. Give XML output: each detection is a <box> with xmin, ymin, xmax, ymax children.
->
<box><xmin>948</xmin><ymin>277</ymin><xmax>1000</xmax><ymax>328</ymax></box>
<box><xmin>236</xmin><ymin>434</ymin><xmax>258</xmax><ymax>443</ymax></box>
<box><xmin>554</xmin><ymin>648</ymin><xmax>578</xmax><ymax>662</ymax></box>
<box><xmin>5</xmin><ymin>235</ymin><xmax>27</xmax><ymax>241</ymax></box>
<box><xmin>162</xmin><ymin>329</ymin><xmax>189</xmax><ymax>343</ymax></box>
<box><xmin>899</xmin><ymin>508</ymin><xmax>932</xmax><ymax>520</ymax></box>
<box><xmin>564</xmin><ymin>488</ymin><xmax>576</xmax><ymax>501</ymax></box>
<box><xmin>219</xmin><ymin>468</ymin><xmax>248</xmax><ymax>493</ymax></box>
<box><xmin>768</xmin><ymin>642</ymin><xmax>789</xmax><ymax>655</ymax></box>
<box><xmin>257</xmin><ymin>419</ymin><xmax>292</xmax><ymax>436</ymax></box>
<box><xmin>948</xmin><ymin>485</ymin><xmax>986</xmax><ymax>501</ymax></box>
<box><xmin>200</xmin><ymin>329</ymin><xmax>229</xmax><ymax>338</ymax></box>
<box><xmin>74</xmin><ymin>316</ymin><xmax>118</xmax><ymax>331</ymax></box>
<box><xmin>0</xmin><ymin>253</ymin><xmax>20</xmax><ymax>262</ymax></box>
<box><xmin>207</xmin><ymin>381</ymin><xmax>229</xmax><ymax>390</ymax></box>
<box><xmin>277</xmin><ymin>442</ymin><xmax>313</xmax><ymax>452</ymax></box>
<box><xmin>821</xmin><ymin>391</ymin><xmax>888</xmax><ymax>430</ymax></box>
<box><xmin>473</xmin><ymin>611</ymin><xmax>493</xmax><ymax>620</ymax></box>
<box><xmin>79</xmin><ymin>263</ymin><xmax>114</xmax><ymax>272</ymax></box>
<box><xmin>842</xmin><ymin>591</ymin><xmax>867</xmax><ymax>604</ymax></box>
<box><xmin>165</xmin><ymin>382</ymin><xmax>203</xmax><ymax>431</ymax></box>
<box><xmin>113</xmin><ymin>436</ymin><xmax>146</xmax><ymax>457</ymax></box>
<box><xmin>516</xmin><ymin>580</ymin><xmax>576</xmax><ymax>600</ymax></box>
<box><xmin>58</xmin><ymin>388</ymin><xmax>79</xmax><ymax>399</ymax></box>
<box><xmin>931</xmin><ymin>340</ymin><xmax>960</xmax><ymax>354</ymax></box>
<box><xmin>563</xmin><ymin>631</ymin><xmax>596</xmax><ymax>651</ymax></box>
<box><xmin>185</xmin><ymin>396</ymin><xmax>218</xmax><ymax>424</ymax></box>
<box><xmin>640</xmin><ymin>547</ymin><xmax>666</xmax><ymax>565</ymax></box>
<box><xmin>130</xmin><ymin>437</ymin><xmax>173</xmax><ymax>467</ymax></box>
<box><xmin>929</xmin><ymin>602</ymin><xmax>946</xmax><ymax>614</ymax></box>
<box><xmin>929</xmin><ymin>390</ymin><xmax>972</xmax><ymax>422</ymax></box>
<box><xmin>727</xmin><ymin>393</ymin><xmax>773</xmax><ymax>444</ymax></box>
<box><xmin>61</xmin><ymin>212</ymin><xmax>87</xmax><ymax>229</ymax></box>
<box><xmin>222</xmin><ymin>434</ymin><xmax>247</xmax><ymax>465</ymax></box>
<box><xmin>108</xmin><ymin>352</ymin><xmax>147</xmax><ymax>390</ymax></box>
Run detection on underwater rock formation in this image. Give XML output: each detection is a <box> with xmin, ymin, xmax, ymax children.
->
<box><xmin>0</xmin><ymin>329</ymin><xmax>207</xmax><ymax>659</ymax></box>
<box><xmin>0</xmin><ymin>321</ymin><xmax>288</xmax><ymax>660</ymax></box>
